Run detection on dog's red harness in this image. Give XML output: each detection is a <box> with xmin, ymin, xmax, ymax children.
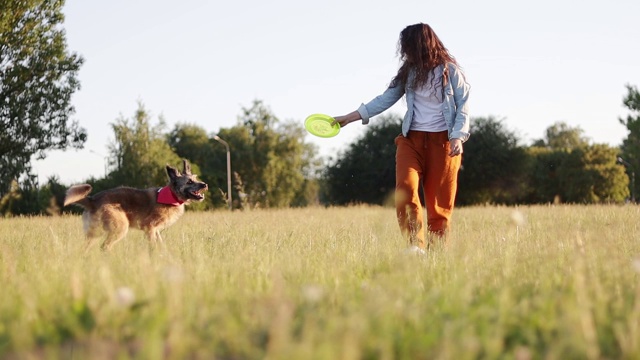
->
<box><xmin>157</xmin><ymin>187</ymin><xmax>184</xmax><ymax>206</ymax></box>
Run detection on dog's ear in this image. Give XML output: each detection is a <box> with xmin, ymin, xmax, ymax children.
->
<box><xmin>183</xmin><ymin>159</ymin><xmax>192</xmax><ymax>175</ymax></box>
<box><xmin>166</xmin><ymin>165</ymin><xmax>180</xmax><ymax>180</ymax></box>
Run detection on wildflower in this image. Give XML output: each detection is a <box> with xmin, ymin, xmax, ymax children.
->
<box><xmin>115</xmin><ymin>287</ymin><xmax>135</xmax><ymax>307</ymax></box>
<box><xmin>510</xmin><ymin>210</ymin><xmax>526</xmax><ymax>227</ymax></box>
<box><xmin>632</xmin><ymin>257</ymin><xmax>640</xmax><ymax>273</ymax></box>
<box><xmin>301</xmin><ymin>284</ymin><xmax>324</xmax><ymax>303</ymax></box>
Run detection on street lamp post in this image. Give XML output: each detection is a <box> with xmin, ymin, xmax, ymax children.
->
<box><xmin>214</xmin><ymin>135</ymin><xmax>232</xmax><ymax>210</ymax></box>
<box><xmin>617</xmin><ymin>157</ymin><xmax>635</xmax><ymax>203</ymax></box>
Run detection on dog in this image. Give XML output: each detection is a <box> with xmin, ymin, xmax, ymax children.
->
<box><xmin>64</xmin><ymin>159</ymin><xmax>208</xmax><ymax>251</ymax></box>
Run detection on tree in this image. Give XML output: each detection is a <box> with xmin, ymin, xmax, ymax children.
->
<box><xmin>167</xmin><ymin>123</ymin><xmax>212</xmax><ymax>169</ymax></box>
<box><xmin>527</xmin><ymin>143</ymin><xmax>628</xmax><ymax>204</ymax></box>
<box><xmin>1</xmin><ymin>174</ymin><xmax>67</xmax><ymax>216</ymax></box>
<box><xmin>0</xmin><ymin>0</ymin><xmax>86</xmax><ymax>197</ymax></box>
<box><xmin>167</xmin><ymin>123</ymin><xmax>228</xmax><ymax>208</ymax></box>
<box><xmin>618</xmin><ymin>84</ymin><xmax>640</xmax><ymax>200</ymax></box>
<box><xmin>557</xmin><ymin>144</ymin><xmax>628</xmax><ymax>203</ymax></box>
<box><xmin>216</xmin><ymin>100</ymin><xmax>317</xmax><ymax>208</ymax></box>
<box><xmin>532</xmin><ymin>121</ymin><xmax>589</xmax><ymax>150</ymax></box>
<box><xmin>322</xmin><ymin>114</ymin><xmax>401</xmax><ymax>206</ymax></box>
<box><xmin>527</xmin><ymin>119</ymin><xmax>628</xmax><ymax>204</ymax></box>
<box><xmin>525</xmin><ymin>147</ymin><xmax>565</xmax><ymax>203</ymax></box>
<box><xmin>108</xmin><ymin>102</ymin><xmax>182</xmax><ymax>189</ymax></box>
<box><xmin>456</xmin><ymin>116</ymin><xmax>530</xmax><ymax>205</ymax></box>
<box><xmin>168</xmin><ymin>103</ymin><xmax>320</xmax><ymax>210</ymax></box>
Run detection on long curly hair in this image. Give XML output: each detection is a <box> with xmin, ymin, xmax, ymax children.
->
<box><xmin>391</xmin><ymin>23</ymin><xmax>457</xmax><ymax>94</ymax></box>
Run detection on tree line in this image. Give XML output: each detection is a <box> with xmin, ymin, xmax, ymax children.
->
<box><xmin>2</xmin><ymin>1</ymin><xmax>640</xmax><ymax>215</ymax></box>
<box><xmin>3</xmin><ymin>87</ymin><xmax>640</xmax><ymax>216</ymax></box>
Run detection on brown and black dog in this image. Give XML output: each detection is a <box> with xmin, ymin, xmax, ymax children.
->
<box><xmin>64</xmin><ymin>159</ymin><xmax>208</xmax><ymax>251</ymax></box>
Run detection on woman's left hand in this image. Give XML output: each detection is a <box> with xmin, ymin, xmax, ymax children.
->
<box><xmin>448</xmin><ymin>138</ymin><xmax>463</xmax><ymax>157</ymax></box>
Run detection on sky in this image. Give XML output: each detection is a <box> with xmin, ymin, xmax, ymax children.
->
<box><xmin>31</xmin><ymin>0</ymin><xmax>640</xmax><ymax>184</ymax></box>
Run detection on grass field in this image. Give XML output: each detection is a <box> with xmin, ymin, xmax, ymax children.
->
<box><xmin>1</xmin><ymin>205</ymin><xmax>640</xmax><ymax>359</ymax></box>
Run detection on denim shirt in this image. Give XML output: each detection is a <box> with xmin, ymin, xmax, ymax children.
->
<box><xmin>356</xmin><ymin>63</ymin><xmax>471</xmax><ymax>142</ymax></box>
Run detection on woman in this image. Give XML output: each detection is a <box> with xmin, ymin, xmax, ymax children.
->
<box><xmin>332</xmin><ymin>23</ymin><xmax>470</xmax><ymax>250</ymax></box>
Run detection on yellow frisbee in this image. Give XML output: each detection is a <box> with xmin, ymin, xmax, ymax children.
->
<box><xmin>304</xmin><ymin>114</ymin><xmax>340</xmax><ymax>138</ymax></box>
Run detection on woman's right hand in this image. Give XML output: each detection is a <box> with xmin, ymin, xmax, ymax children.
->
<box><xmin>331</xmin><ymin>111</ymin><xmax>362</xmax><ymax>128</ymax></box>
<box><xmin>332</xmin><ymin>115</ymin><xmax>350</xmax><ymax>128</ymax></box>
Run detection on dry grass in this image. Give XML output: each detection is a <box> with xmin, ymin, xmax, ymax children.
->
<box><xmin>1</xmin><ymin>205</ymin><xmax>640</xmax><ymax>359</ymax></box>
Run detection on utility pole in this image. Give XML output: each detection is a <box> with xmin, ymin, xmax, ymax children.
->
<box><xmin>214</xmin><ymin>135</ymin><xmax>232</xmax><ymax>210</ymax></box>
<box><xmin>617</xmin><ymin>157</ymin><xmax>635</xmax><ymax>203</ymax></box>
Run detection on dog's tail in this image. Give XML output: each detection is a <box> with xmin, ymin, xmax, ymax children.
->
<box><xmin>64</xmin><ymin>184</ymin><xmax>93</xmax><ymax>208</ymax></box>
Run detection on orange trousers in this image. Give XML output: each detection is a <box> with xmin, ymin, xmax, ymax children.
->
<box><xmin>394</xmin><ymin>130</ymin><xmax>462</xmax><ymax>248</ymax></box>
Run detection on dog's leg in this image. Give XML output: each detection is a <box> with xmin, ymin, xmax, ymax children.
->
<box><xmin>82</xmin><ymin>212</ymin><xmax>100</xmax><ymax>253</ymax></box>
<box><xmin>155</xmin><ymin>230</ymin><xmax>164</xmax><ymax>249</ymax></box>
<box><xmin>143</xmin><ymin>227</ymin><xmax>157</xmax><ymax>253</ymax></box>
<box><xmin>84</xmin><ymin>228</ymin><xmax>100</xmax><ymax>253</ymax></box>
<box><xmin>145</xmin><ymin>228</ymin><xmax>173</xmax><ymax>258</ymax></box>
<box><xmin>155</xmin><ymin>230</ymin><xmax>170</xmax><ymax>253</ymax></box>
<box><xmin>144</xmin><ymin>227</ymin><xmax>159</xmax><ymax>252</ymax></box>
<box><xmin>101</xmin><ymin>227</ymin><xmax>128</xmax><ymax>251</ymax></box>
<box><xmin>100</xmin><ymin>208</ymin><xmax>129</xmax><ymax>251</ymax></box>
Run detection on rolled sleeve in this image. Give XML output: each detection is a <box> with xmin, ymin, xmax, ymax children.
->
<box><xmin>357</xmin><ymin>104</ymin><xmax>370</xmax><ymax>124</ymax></box>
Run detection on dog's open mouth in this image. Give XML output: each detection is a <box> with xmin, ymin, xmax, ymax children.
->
<box><xmin>189</xmin><ymin>188</ymin><xmax>206</xmax><ymax>201</ymax></box>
